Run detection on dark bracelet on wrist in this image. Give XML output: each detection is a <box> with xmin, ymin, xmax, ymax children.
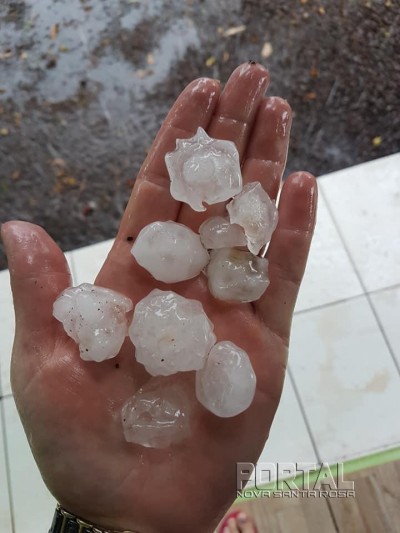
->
<box><xmin>49</xmin><ymin>504</ymin><xmax>137</xmax><ymax>533</ymax></box>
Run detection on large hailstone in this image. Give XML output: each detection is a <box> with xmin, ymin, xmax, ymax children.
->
<box><xmin>131</xmin><ymin>221</ymin><xmax>209</xmax><ymax>283</ymax></box>
<box><xmin>199</xmin><ymin>216</ymin><xmax>247</xmax><ymax>249</ymax></box>
<box><xmin>196</xmin><ymin>341</ymin><xmax>256</xmax><ymax>417</ymax></box>
<box><xmin>227</xmin><ymin>181</ymin><xmax>278</xmax><ymax>255</ymax></box>
<box><xmin>122</xmin><ymin>377</ymin><xmax>193</xmax><ymax>448</ymax></box>
<box><xmin>206</xmin><ymin>248</ymin><xmax>269</xmax><ymax>303</ymax></box>
<box><xmin>165</xmin><ymin>127</ymin><xmax>243</xmax><ymax>212</ymax></box>
<box><xmin>129</xmin><ymin>289</ymin><xmax>216</xmax><ymax>376</ymax></box>
<box><xmin>53</xmin><ymin>283</ymin><xmax>133</xmax><ymax>362</ymax></box>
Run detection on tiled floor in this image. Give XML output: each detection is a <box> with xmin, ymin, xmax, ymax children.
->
<box><xmin>0</xmin><ymin>153</ymin><xmax>399</xmax><ymax>532</ymax></box>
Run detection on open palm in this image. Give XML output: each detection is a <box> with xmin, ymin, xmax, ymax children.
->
<box><xmin>2</xmin><ymin>63</ymin><xmax>317</xmax><ymax>533</ymax></box>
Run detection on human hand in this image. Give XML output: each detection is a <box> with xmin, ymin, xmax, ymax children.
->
<box><xmin>1</xmin><ymin>63</ymin><xmax>317</xmax><ymax>533</ymax></box>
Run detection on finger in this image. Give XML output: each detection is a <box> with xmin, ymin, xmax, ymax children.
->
<box><xmin>242</xmin><ymin>96</ymin><xmax>292</xmax><ymax>200</ymax></box>
<box><xmin>178</xmin><ymin>62</ymin><xmax>270</xmax><ymax>231</ymax></box>
<box><xmin>1</xmin><ymin>221</ymin><xmax>71</xmax><ymax>336</ymax></box>
<box><xmin>255</xmin><ymin>172</ymin><xmax>318</xmax><ymax>345</ymax></box>
<box><xmin>116</xmin><ymin>77</ymin><xmax>220</xmax><ymax>243</ymax></box>
<box><xmin>96</xmin><ymin>78</ymin><xmax>220</xmax><ymax>286</ymax></box>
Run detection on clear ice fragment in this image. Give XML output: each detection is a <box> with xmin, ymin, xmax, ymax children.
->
<box><xmin>206</xmin><ymin>248</ymin><xmax>269</xmax><ymax>302</ymax></box>
<box><xmin>199</xmin><ymin>216</ymin><xmax>247</xmax><ymax>249</ymax></box>
<box><xmin>165</xmin><ymin>127</ymin><xmax>243</xmax><ymax>212</ymax></box>
<box><xmin>53</xmin><ymin>283</ymin><xmax>133</xmax><ymax>362</ymax></box>
<box><xmin>129</xmin><ymin>289</ymin><xmax>216</xmax><ymax>376</ymax></box>
<box><xmin>227</xmin><ymin>181</ymin><xmax>278</xmax><ymax>255</ymax></box>
<box><xmin>122</xmin><ymin>377</ymin><xmax>193</xmax><ymax>448</ymax></box>
<box><xmin>131</xmin><ymin>221</ymin><xmax>209</xmax><ymax>283</ymax></box>
<box><xmin>196</xmin><ymin>341</ymin><xmax>256</xmax><ymax>417</ymax></box>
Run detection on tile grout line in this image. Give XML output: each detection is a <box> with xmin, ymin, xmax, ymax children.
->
<box><xmin>294</xmin><ymin>282</ymin><xmax>400</xmax><ymax>317</ymax></box>
<box><xmin>0</xmin><ymin>399</ymin><xmax>15</xmax><ymax>533</ymax></box>
<box><xmin>319</xmin><ymin>185</ymin><xmax>400</xmax><ymax>377</ymax></box>
<box><xmin>286</xmin><ymin>368</ymin><xmax>323</xmax><ymax>465</ymax></box>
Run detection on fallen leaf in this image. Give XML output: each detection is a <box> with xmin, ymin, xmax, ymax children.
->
<box><xmin>300</xmin><ymin>0</ymin><xmax>308</xmax><ymax>3</ymax></box>
<box><xmin>318</xmin><ymin>6</ymin><xmax>326</xmax><ymax>14</ymax></box>
<box><xmin>261</xmin><ymin>42</ymin><xmax>273</xmax><ymax>58</ymax></box>
<box><xmin>372</xmin><ymin>136</ymin><xmax>382</xmax><ymax>147</ymax></box>
<box><xmin>0</xmin><ymin>127</ymin><xmax>9</xmax><ymax>136</ymax></box>
<box><xmin>223</xmin><ymin>25</ymin><xmax>246</xmax><ymax>37</ymax></box>
<box><xmin>59</xmin><ymin>45</ymin><xmax>69</xmax><ymax>52</ymax></box>
<box><xmin>50</xmin><ymin>23</ymin><xmax>59</xmax><ymax>40</ymax></box>
<box><xmin>62</xmin><ymin>176</ymin><xmax>78</xmax><ymax>186</ymax></box>
<box><xmin>135</xmin><ymin>68</ymin><xmax>152</xmax><ymax>79</ymax></box>
<box><xmin>0</xmin><ymin>49</ymin><xmax>13</xmax><ymax>60</ymax></box>
<box><xmin>20</xmin><ymin>51</ymin><xmax>28</xmax><ymax>60</ymax></box>
<box><xmin>146</xmin><ymin>52</ymin><xmax>155</xmax><ymax>65</ymax></box>
<box><xmin>11</xmin><ymin>170</ymin><xmax>21</xmax><ymax>180</ymax></box>
<box><xmin>222</xmin><ymin>51</ymin><xmax>230</xmax><ymax>62</ymax></box>
<box><xmin>304</xmin><ymin>91</ymin><xmax>317</xmax><ymax>101</ymax></box>
<box><xmin>205</xmin><ymin>56</ymin><xmax>216</xmax><ymax>67</ymax></box>
<box><xmin>309</xmin><ymin>67</ymin><xmax>319</xmax><ymax>78</ymax></box>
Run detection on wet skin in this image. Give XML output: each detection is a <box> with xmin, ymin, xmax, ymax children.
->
<box><xmin>2</xmin><ymin>63</ymin><xmax>317</xmax><ymax>533</ymax></box>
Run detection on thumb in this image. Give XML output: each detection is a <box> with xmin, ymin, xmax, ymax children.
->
<box><xmin>1</xmin><ymin>221</ymin><xmax>72</xmax><ymax>335</ymax></box>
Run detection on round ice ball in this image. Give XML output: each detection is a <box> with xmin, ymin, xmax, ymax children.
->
<box><xmin>196</xmin><ymin>341</ymin><xmax>256</xmax><ymax>417</ymax></box>
<box><xmin>129</xmin><ymin>289</ymin><xmax>216</xmax><ymax>376</ymax></box>
<box><xmin>199</xmin><ymin>216</ymin><xmax>247</xmax><ymax>249</ymax></box>
<box><xmin>206</xmin><ymin>248</ymin><xmax>269</xmax><ymax>303</ymax></box>
<box><xmin>131</xmin><ymin>221</ymin><xmax>209</xmax><ymax>283</ymax></box>
<box><xmin>53</xmin><ymin>283</ymin><xmax>133</xmax><ymax>362</ymax></box>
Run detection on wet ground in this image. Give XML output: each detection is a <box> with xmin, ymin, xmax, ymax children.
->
<box><xmin>0</xmin><ymin>0</ymin><xmax>399</xmax><ymax>269</ymax></box>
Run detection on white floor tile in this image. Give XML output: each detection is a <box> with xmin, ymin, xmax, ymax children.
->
<box><xmin>320</xmin><ymin>153</ymin><xmax>400</xmax><ymax>292</ymax></box>
<box><xmin>370</xmin><ymin>285</ymin><xmax>400</xmax><ymax>370</ymax></box>
<box><xmin>3</xmin><ymin>397</ymin><xmax>55</xmax><ymax>533</ymax></box>
<box><xmin>247</xmin><ymin>375</ymin><xmax>317</xmax><ymax>485</ymax></box>
<box><xmin>0</xmin><ymin>408</ymin><xmax>13</xmax><ymax>533</ymax></box>
<box><xmin>73</xmin><ymin>240</ymin><xmax>114</xmax><ymax>285</ymax></box>
<box><xmin>0</xmin><ymin>269</ymin><xmax>14</xmax><ymax>397</ymax></box>
<box><xmin>295</xmin><ymin>194</ymin><xmax>363</xmax><ymax>312</ymax></box>
<box><xmin>290</xmin><ymin>296</ymin><xmax>400</xmax><ymax>464</ymax></box>
<box><xmin>65</xmin><ymin>251</ymin><xmax>76</xmax><ymax>285</ymax></box>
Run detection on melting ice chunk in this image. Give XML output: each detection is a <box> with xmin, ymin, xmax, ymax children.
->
<box><xmin>165</xmin><ymin>127</ymin><xmax>243</xmax><ymax>212</ymax></box>
<box><xmin>227</xmin><ymin>181</ymin><xmax>278</xmax><ymax>255</ymax></box>
<box><xmin>122</xmin><ymin>377</ymin><xmax>193</xmax><ymax>448</ymax></box>
<box><xmin>131</xmin><ymin>221</ymin><xmax>209</xmax><ymax>283</ymax></box>
<box><xmin>53</xmin><ymin>283</ymin><xmax>133</xmax><ymax>362</ymax></box>
<box><xmin>206</xmin><ymin>248</ymin><xmax>269</xmax><ymax>302</ymax></box>
<box><xmin>199</xmin><ymin>216</ymin><xmax>247</xmax><ymax>249</ymax></box>
<box><xmin>196</xmin><ymin>341</ymin><xmax>256</xmax><ymax>417</ymax></box>
<box><xmin>129</xmin><ymin>289</ymin><xmax>216</xmax><ymax>376</ymax></box>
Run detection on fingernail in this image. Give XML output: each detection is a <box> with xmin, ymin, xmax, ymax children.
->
<box><xmin>237</xmin><ymin>512</ymin><xmax>248</xmax><ymax>524</ymax></box>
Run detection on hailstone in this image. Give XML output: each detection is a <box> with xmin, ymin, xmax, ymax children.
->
<box><xmin>131</xmin><ymin>221</ymin><xmax>209</xmax><ymax>283</ymax></box>
<box><xmin>196</xmin><ymin>341</ymin><xmax>256</xmax><ymax>417</ymax></box>
<box><xmin>206</xmin><ymin>248</ymin><xmax>269</xmax><ymax>302</ymax></box>
<box><xmin>122</xmin><ymin>377</ymin><xmax>193</xmax><ymax>448</ymax></box>
<box><xmin>227</xmin><ymin>181</ymin><xmax>278</xmax><ymax>255</ymax></box>
<box><xmin>165</xmin><ymin>127</ymin><xmax>243</xmax><ymax>211</ymax></box>
<box><xmin>53</xmin><ymin>283</ymin><xmax>133</xmax><ymax>362</ymax></box>
<box><xmin>129</xmin><ymin>289</ymin><xmax>216</xmax><ymax>376</ymax></box>
<box><xmin>199</xmin><ymin>216</ymin><xmax>247</xmax><ymax>249</ymax></box>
